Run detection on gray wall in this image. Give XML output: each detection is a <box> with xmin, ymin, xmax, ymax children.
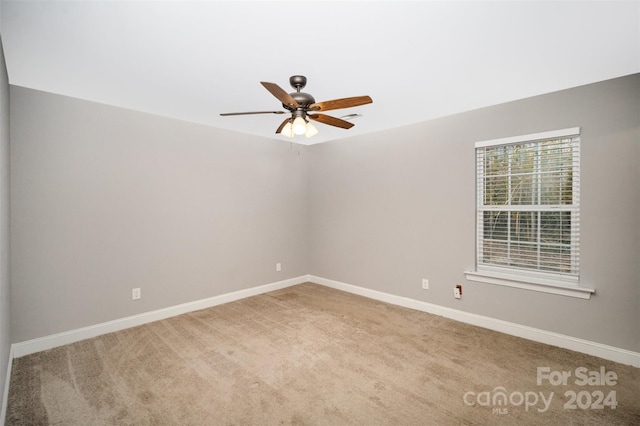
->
<box><xmin>308</xmin><ymin>74</ymin><xmax>640</xmax><ymax>353</ymax></box>
<box><xmin>10</xmin><ymin>87</ymin><xmax>309</xmax><ymax>342</ymax></box>
<box><xmin>0</xmin><ymin>37</ymin><xmax>11</xmax><ymax>408</ymax></box>
<box><xmin>9</xmin><ymin>74</ymin><xmax>639</xmax><ymax>355</ymax></box>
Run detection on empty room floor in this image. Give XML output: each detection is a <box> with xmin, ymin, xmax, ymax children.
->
<box><xmin>6</xmin><ymin>283</ymin><xmax>640</xmax><ymax>425</ymax></box>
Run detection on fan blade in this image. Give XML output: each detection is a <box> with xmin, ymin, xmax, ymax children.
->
<box><xmin>220</xmin><ymin>111</ymin><xmax>285</xmax><ymax>116</ymax></box>
<box><xmin>309</xmin><ymin>95</ymin><xmax>372</xmax><ymax>112</ymax></box>
<box><xmin>275</xmin><ymin>118</ymin><xmax>291</xmax><ymax>134</ymax></box>
<box><xmin>308</xmin><ymin>113</ymin><xmax>355</xmax><ymax>129</ymax></box>
<box><xmin>260</xmin><ymin>82</ymin><xmax>300</xmax><ymax>109</ymax></box>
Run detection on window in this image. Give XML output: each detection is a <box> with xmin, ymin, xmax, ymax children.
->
<box><xmin>465</xmin><ymin>128</ymin><xmax>594</xmax><ymax>299</ymax></box>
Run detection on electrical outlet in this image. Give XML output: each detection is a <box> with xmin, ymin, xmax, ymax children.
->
<box><xmin>132</xmin><ymin>288</ymin><xmax>141</xmax><ymax>300</ymax></box>
<box><xmin>454</xmin><ymin>284</ymin><xmax>462</xmax><ymax>299</ymax></box>
<box><xmin>422</xmin><ymin>279</ymin><xmax>429</xmax><ymax>290</ymax></box>
<box><xmin>276</xmin><ymin>262</ymin><xmax>282</xmax><ymax>272</ymax></box>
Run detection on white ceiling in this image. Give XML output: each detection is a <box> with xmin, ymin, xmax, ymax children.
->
<box><xmin>1</xmin><ymin>1</ymin><xmax>638</xmax><ymax>145</ymax></box>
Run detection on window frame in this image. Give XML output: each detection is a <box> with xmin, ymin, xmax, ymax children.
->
<box><xmin>465</xmin><ymin>128</ymin><xmax>594</xmax><ymax>299</ymax></box>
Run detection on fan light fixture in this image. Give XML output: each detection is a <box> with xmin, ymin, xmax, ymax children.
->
<box><xmin>292</xmin><ymin>117</ymin><xmax>307</xmax><ymax>135</ymax></box>
<box><xmin>281</xmin><ymin>121</ymin><xmax>293</xmax><ymax>138</ymax></box>
<box><xmin>305</xmin><ymin>122</ymin><xmax>318</xmax><ymax>138</ymax></box>
<box><xmin>281</xmin><ymin>118</ymin><xmax>318</xmax><ymax>139</ymax></box>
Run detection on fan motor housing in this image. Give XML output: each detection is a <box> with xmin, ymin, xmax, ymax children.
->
<box><xmin>284</xmin><ymin>92</ymin><xmax>315</xmax><ymax>109</ymax></box>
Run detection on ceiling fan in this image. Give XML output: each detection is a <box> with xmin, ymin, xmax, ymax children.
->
<box><xmin>220</xmin><ymin>75</ymin><xmax>372</xmax><ymax>139</ymax></box>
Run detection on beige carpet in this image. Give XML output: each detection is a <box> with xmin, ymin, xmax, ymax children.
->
<box><xmin>6</xmin><ymin>283</ymin><xmax>640</xmax><ymax>425</ymax></box>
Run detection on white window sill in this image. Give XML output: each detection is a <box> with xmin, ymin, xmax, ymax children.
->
<box><xmin>464</xmin><ymin>270</ymin><xmax>595</xmax><ymax>299</ymax></box>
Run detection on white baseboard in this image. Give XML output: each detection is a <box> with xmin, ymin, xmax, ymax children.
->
<box><xmin>11</xmin><ymin>275</ymin><xmax>308</xmax><ymax>359</ymax></box>
<box><xmin>9</xmin><ymin>274</ymin><xmax>640</xmax><ymax>369</ymax></box>
<box><xmin>309</xmin><ymin>275</ymin><xmax>640</xmax><ymax>368</ymax></box>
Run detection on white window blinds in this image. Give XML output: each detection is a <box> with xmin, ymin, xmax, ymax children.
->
<box><xmin>475</xmin><ymin>128</ymin><xmax>580</xmax><ymax>280</ymax></box>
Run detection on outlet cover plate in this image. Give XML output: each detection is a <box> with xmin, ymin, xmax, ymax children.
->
<box><xmin>454</xmin><ymin>286</ymin><xmax>461</xmax><ymax>299</ymax></box>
